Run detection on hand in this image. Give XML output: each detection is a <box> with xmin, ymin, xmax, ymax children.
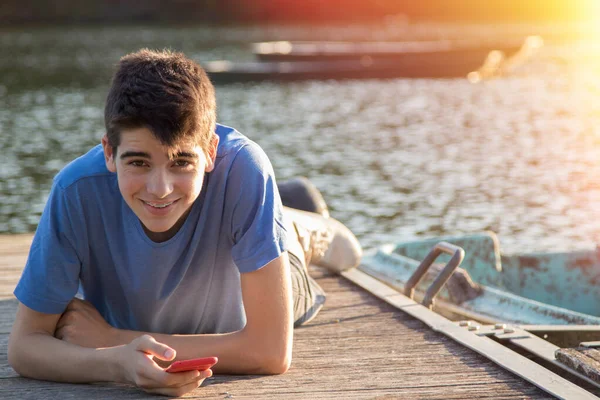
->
<box><xmin>119</xmin><ymin>334</ymin><xmax>212</xmax><ymax>397</ymax></box>
<box><xmin>55</xmin><ymin>298</ymin><xmax>117</xmax><ymax>348</ymax></box>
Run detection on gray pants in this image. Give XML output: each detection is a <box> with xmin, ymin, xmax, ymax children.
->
<box><xmin>278</xmin><ymin>177</ymin><xmax>328</xmax><ymax>327</ymax></box>
<box><xmin>289</xmin><ymin>252</ymin><xmax>326</xmax><ymax>327</ymax></box>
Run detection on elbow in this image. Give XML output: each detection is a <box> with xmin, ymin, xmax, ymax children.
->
<box><xmin>8</xmin><ymin>331</ymin><xmax>44</xmax><ymax>379</ymax></box>
<box><xmin>8</xmin><ymin>357</ymin><xmax>27</xmax><ymax>378</ymax></box>
<box><xmin>269</xmin><ymin>347</ymin><xmax>292</xmax><ymax>375</ymax></box>
<box><xmin>7</xmin><ymin>335</ymin><xmax>26</xmax><ymax>377</ymax></box>
<box><xmin>258</xmin><ymin>350</ymin><xmax>291</xmax><ymax>375</ymax></box>
<box><xmin>243</xmin><ymin>332</ymin><xmax>292</xmax><ymax>375</ymax></box>
<box><xmin>253</xmin><ymin>336</ymin><xmax>292</xmax><ymax>375</ymax></box>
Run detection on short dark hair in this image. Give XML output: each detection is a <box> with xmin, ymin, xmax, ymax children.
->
<box><xmin>104</xmin><ymin>49</ymin><xmax>216</xmax><ymax>154</ymax></box>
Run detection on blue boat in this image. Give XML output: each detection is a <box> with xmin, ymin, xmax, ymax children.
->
<box><xmin>354</xmin><ymin>232</ymin><xmax>600</xmax><ymax>393</ymax></box>
<box><xmin>359</xmin><ymin>231</ymin><xmax>600</xmax><ymax>326</ymax></box>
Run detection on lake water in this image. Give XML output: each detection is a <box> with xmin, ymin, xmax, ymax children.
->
<box><xmin>2</xmin><ymin>22</ymin><xmax>600</xmax><ymax>253</ymax></box>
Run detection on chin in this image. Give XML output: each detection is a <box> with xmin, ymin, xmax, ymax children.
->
<box><xmin>130</xmin><ymin>199</ymin><xmax>194</xmax><ymax>237</ymax></box>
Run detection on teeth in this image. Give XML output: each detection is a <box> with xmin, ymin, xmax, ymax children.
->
<box><xmin>144</xmin><ymin>201</ymin><xmax>174</xmax><ymax>208</ymax></box>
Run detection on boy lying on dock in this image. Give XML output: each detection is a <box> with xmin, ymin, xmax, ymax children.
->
<box><xmin>8</xmin><ymin>49</ymin><xmax>362</xmax><ymax>397</ymax></box>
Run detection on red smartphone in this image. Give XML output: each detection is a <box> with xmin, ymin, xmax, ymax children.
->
<box><xmin>165</xmin><ymin>356</ymin><xmax>218</xmax><ymax>373</ymax></box>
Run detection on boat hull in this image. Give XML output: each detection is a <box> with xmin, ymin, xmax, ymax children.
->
<box><xmin>359</xmin><ymin>232</ymin><xmax>600</xmax><ymax>325</ymax></box>
<box><xmin>203</xmin><ymin>49</ymin><xmax>505</xmax><ymax>83</ymax></box>
<box><xmin>252</xmin><ymin>40</ymin><xmax>523</xmax><ymax>62</ymax></box>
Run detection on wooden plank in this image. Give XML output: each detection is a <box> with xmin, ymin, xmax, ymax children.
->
<box><xmin>0</xmin><ymin>378</ymin><xmax>153</xmax><ymax>399</ymax></box>
<box><xmin>0</xmin><ymin>283</ymin><xmax>18</xmax><ymax>299</ymax></box>
<box><xmin>343</xmin><ymin>268</ymin><xmax>600</xmax><ymax>399</ymax></box>
<box><xmin>0</xmin><ymin>299</ymin><xmax>17</xmax><ymax>334</ymax></box>
<box><xmin>0</xmin><ymin>235</ymin><xmax>556</xmax><ymax>399</ymax></box>
<box><xmin>0</xmin><ymin>234</ymin><xmax>33</xmax><ymax>249</ymax></box>
<box><xmin>0</xmin><ymin>235</ymin><xmax>29</xmax><ymax>298</ymax></box>
<box><xmin>557</xmin><ymin>347</ymin><xmax>600</xmax><ymax>384</ymax></box>
<box><xmin>0</xmin><ymin>335</ymin><xmax>18</xmax><ymax>379</ymax></box>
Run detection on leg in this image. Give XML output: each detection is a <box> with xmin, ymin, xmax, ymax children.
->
<box><xmin>284</xmin><ymin>217</ymin><xmax>326</xmax><ymax>327</ymax></box>
<box><xmin>279</xmin><ymin>178</ymin><xmax>362</xmax><ymax>327</ymax></box>
<box><xmin>284</xmin><ymin>209</ymin><xmax>362</xmax><ymax>327</ymax></box>
<box><xmin>278</xmin><ymin>177</ymin><xmax>362</xmax><ymax>271</ymax></box>
<box><xmin>288</xmin><ymin>251</ymin><xmax>326</xmax><ymax>327</ymax></box>
<box><xmin>285</xmin><ymin>206</ymin><xmax>362</xmax><ymax>273</ymax></box>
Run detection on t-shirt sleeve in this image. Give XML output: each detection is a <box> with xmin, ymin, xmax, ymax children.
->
<box><xmin>226</xmin><ymin>143</ymin><xmax>288</xmax><ymax>273</ymax></box>
<box><xmin>13</xmin><ymin>181</ymin><xmax>83</xmax><ymax>314</ymax></box>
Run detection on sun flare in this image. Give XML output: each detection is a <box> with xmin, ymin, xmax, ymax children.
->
<box><xmin>577</xmin><ymin>1</ymin><xmax>600</xmax><ymax>21</ymax></box>
<box><xmin>576</xmin><ymin>1</ymin><xmax>600</xmax><ymax>38</ymax></box>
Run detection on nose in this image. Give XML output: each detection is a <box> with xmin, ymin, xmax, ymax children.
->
<box><xmin>146</xmin><ymin>169</ymin><xmax>173</xmax><ymax>199</ymax></box>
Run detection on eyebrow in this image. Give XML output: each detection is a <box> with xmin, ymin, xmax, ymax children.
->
<box><xmin>119</xmin><ymin>151</ymin><xmax>199</xmax><ymax>160</ymax></box>
<box><xmin>120</xmin><ymin>151</ymin><xmax>150</xmax><ymax>160</ymax></box>
<box><xmin>172</xmin><ymin>152</ymin><xmax>198</xmax><ymax>159</ymax></box>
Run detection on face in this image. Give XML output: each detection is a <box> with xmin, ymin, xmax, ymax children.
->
<box><xmin>102</xmin><ymin>127</ymin><xmax>218</xmax><ymax>242</ymax></box>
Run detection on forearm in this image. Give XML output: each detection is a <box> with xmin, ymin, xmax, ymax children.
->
<box><xmin>109</xmin><ymin>328</ymin><xmax>283</xmax><ymax>374</ymax></box>
<box><xmin>9</xmin><ymin>332</ymin><xmax>123</xmax><ymax>383</ymax></box>
<box><xmin>61</xmin><ymin>255</ymin><xmax>294</xmax><ymax>376</ymax></box>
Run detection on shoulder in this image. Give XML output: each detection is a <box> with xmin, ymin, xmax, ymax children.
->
<box><xmin>53</xmin><ymin>145</ymin><xmax>113</xmax><ymax>191</ymax></box>
<box><xmin>215</xmin><ymin>123</ymin><xmax>272</xmax><ymax>174</ymax></box>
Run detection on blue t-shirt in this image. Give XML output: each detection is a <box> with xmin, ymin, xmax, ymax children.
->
<box><xmin>14</xmin><ymin>124</ymin><xmax>288</xmax><ymax>334</ymax></box>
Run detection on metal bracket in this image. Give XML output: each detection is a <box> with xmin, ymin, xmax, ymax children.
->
<box><xmin>456</xmin><ymin>322</ymin><xmax>600</xmax><ymax>391</ymax></box>
<box><xmin>456</xmin><ymin>322</ymin><xmax>531</xmax><ymax>340</ymax></box>
<box><xmin>404</xmin><ymin>241</ymin><xmax>465</xmax><ymax>308</ymax></box>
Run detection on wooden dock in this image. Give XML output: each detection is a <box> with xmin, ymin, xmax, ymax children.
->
<box><xmin>0</xmin><ymin>234</ymin><xmax>554</xmax><ymax>399</ymax></box>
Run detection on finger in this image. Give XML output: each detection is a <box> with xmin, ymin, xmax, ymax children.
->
<box><xmin>200</xmin><ymin>369</ymin><xmax>212</xmax><ymax>379</ymax></box>
<box><xmin>78</xmin><ymin>298</ymin><xmax>95</xmax><ymax>309</ymax></box>
<box><xmin>165</xmin><ymin>368</ymin><xmax>212</xmax><ymax>387</ymax></box>
<box><xmin>55</xmin><ymin>316</ymin><xmax>67</xmax><ymax>333</ymax></box>
<box><xmin>54</xmin><ymin>312</ymin><xmax>75</xmax><ymax>339</ymax></box>
<box><xmin>54</xmin><ymin>325</ymin><xmax>64</xmax><ymax>340</ymax></box>
<box><xmin>135</xmin><ymin>335</ymin><xmax>177</xmax><ymax>361</ymax></box>
<box><xmin>140</xmin><ymin>368</ymin><xmax>203</xmax><ymax>390</ymax></box>
<box><xmin>170</xmin><ymin>369</ymin><xmax>212</xmax><ymax>387</ymax></box>
<box><xmin>68</xmin><ymin>298</ymin><xmax>94</xmax><ymax>312</ymax></box>
<box><xmin>149</xmin><ymin>369</ymin><xmax>213</xmax><ymax>388</ymax></box>
<box><xmin>164</xmin><ymin>369</ymin><xmax>205</xmax><ymax>388</ymax></box>
<box><xmin>54</xmin><ymin>325</ymin><xmax>75</xmax><ymax>342</ymax></box>
<box><xmin>55</xmin><ymin>310</ymin><xmax>75</xmax><ymax>330</ymax></box>
<box><xmin>66</xmin><ymin>298</ymin><xmax>82</xmax><ymax>310</ymax></box>
<box><xmin>144</xmin><ymin>377</ymin><xmax>204</xmax><ymax>397</ymax></box>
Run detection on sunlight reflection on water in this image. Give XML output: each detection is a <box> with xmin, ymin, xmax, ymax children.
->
<box><xmin>2</xmin><ymin>24</ymin><xmax>600</xmax><ymax>253</ymax></box>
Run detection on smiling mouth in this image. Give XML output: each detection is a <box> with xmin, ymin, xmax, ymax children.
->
<box><xmin>142</xmin><ymin>199</ymin><xmax>179</xmax><ymax>209</ymax></box>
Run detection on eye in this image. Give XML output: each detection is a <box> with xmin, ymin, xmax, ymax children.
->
<box><xmin>174</xmin><ymin>160</ymin><xmax>191</xmax><ymax>167</ymax></box>
<box><xmin>129</xmin><ymin>160</ymin><xmax>147</xmax><ymax>167</ymax></box>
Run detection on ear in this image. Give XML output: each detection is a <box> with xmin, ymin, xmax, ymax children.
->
<box><xmin>204</xmin><ymin>133</ymin><xmax>219</xmax><ymax>173</ymax></box>
<box><xmin>101</xmin><ymin>135</ymin><xmax>117</xmax><ymax>173</ymax></box>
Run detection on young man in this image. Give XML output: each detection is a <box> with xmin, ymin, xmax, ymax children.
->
<box><xmin>7</xmin><ymin>49</ymin><xmax>361</xmax><ymax>397</ymax></box>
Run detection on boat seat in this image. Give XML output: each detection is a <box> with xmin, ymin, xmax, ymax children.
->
<box><xmin>428</xmin><ymin>262</ymin><xmax>483</xmax><ymax>304</ymax></box>
<box><xmin>392</xmin><ymin>231</ymin><xmax>502</xmax><ymax>273</ymax></box>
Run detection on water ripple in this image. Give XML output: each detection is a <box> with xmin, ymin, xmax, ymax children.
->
<box><xmin>2</xmin><ymin>24</ymin><xmax>600</xmax><ymax>255</ymax></box>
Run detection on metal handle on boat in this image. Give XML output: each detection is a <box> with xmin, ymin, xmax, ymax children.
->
<box><xmin>404</xmin><ymin>241</ymin><xmax>465</xmax><ymax>309</ymax></box>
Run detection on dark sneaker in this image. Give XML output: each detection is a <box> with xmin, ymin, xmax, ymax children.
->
<box><xmin>278</xmin><ymin>177</ymin><xmax>329</xmax><ymax>218</ymax></box>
